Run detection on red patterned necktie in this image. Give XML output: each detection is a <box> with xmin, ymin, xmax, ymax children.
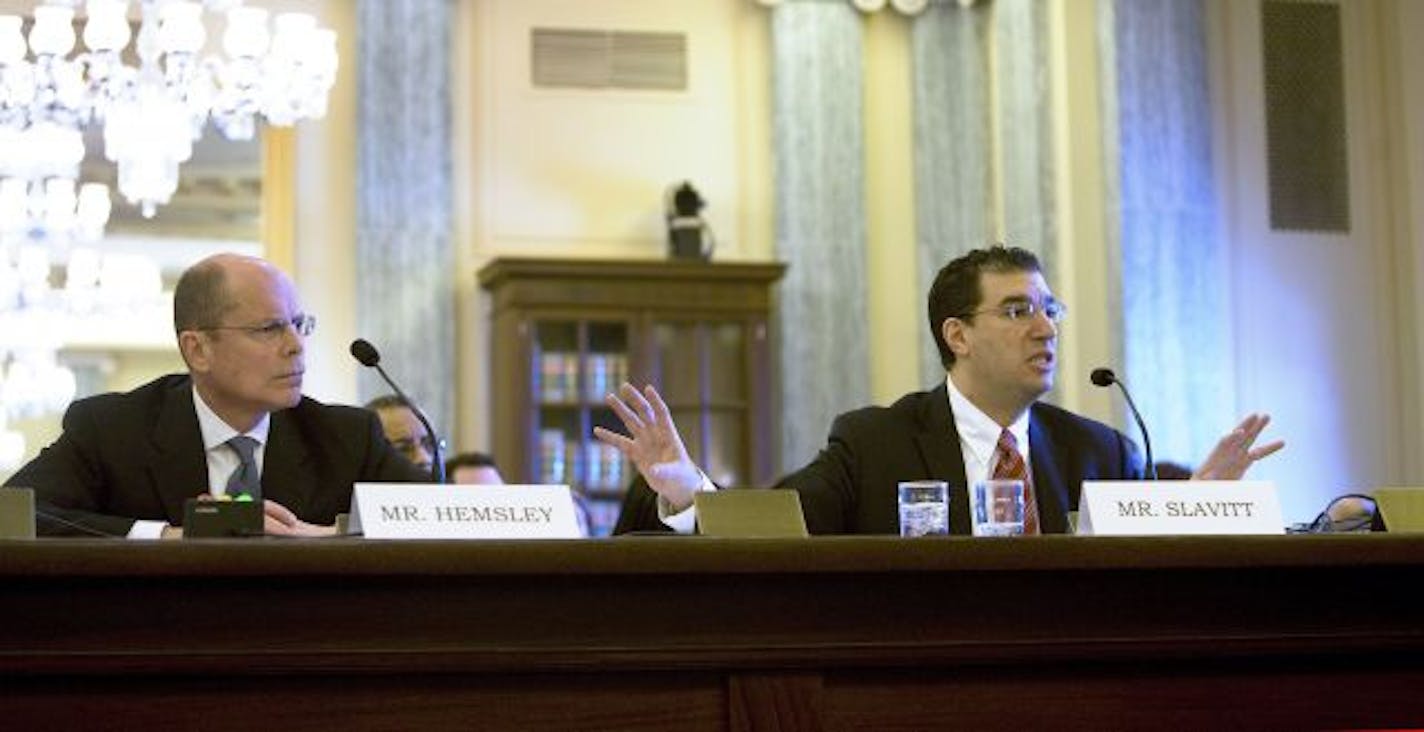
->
<box><xmin>992</xmin><ymin>429</ymin><xmax>1039</xmax><ymax>535</ymax></box>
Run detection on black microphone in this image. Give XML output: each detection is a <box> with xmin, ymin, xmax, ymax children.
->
<box><xmin>1090</xmin><ymin>367</ymin><xmax>1158</xmax><ymax>481</ymax></box>
<box><xmin>350</xmin><ymin>338</ymin><xmax>446</xmax><ymax>483</ymax></box>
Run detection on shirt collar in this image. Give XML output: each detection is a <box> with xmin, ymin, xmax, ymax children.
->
<box><xmin>192</xmin><ymin>385</ymin><xmax>271</xmax><ymax>451</ymax></box>
<box><xmin>945</xmin><ymin>373</ymin><xmax>1031</xmax><ymax>461</ymax></box>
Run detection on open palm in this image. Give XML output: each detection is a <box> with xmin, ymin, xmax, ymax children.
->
<box><xmin>1192</xmin><ymin>413</ymin><xmax>1285</xmax><ymax>480</ymax></box>
<box><xmin>593</xmin><ymin>383</ymin><xmax>704</xmax><ymax>510</ymax></box>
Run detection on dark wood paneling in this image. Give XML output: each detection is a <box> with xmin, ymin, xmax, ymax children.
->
<box><xmin>3</xmin><ymin>536</ymin><xmax>1423</xmax><ymax>729</ymax></box>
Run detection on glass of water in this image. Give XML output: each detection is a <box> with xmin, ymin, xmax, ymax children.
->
<box><xmin>898</xmin><ymin>480</ymin><xmax>950</xmax><ymax>537</ymax></box>
<box><xmin>971</xmin><ymin>479</ymin><xmax>1025</xmax><ymax>537</ymax></box>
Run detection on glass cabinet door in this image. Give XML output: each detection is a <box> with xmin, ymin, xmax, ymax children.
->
<box><xmin>479</xmin><ymin>258</ymin><xmax>785</xmax><ymax>539</ymax></box>
<box><xmin>531</xmin><ymin>319</ymin><xmax>631</xmax><ymax>536</ymax></box>
<box><xmin>649</xmin><ymin>321</ymin><xmax>749</xmax><ymax>487</ymax></box>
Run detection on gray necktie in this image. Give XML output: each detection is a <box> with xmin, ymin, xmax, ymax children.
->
<box><xmin>225</xmin><ymin>436</ymin><xmax>261</xmax><ymax>501</ymax></box>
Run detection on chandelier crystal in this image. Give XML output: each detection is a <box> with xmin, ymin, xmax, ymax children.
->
<box><xmin>0</xmin><ymin>0</ymin><xmax>337</xmax><ymax>219</ymax></box>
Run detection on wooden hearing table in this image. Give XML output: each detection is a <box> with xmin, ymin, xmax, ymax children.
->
<box><xmin>2</xmin><ymin>535</ymin><xmax>1423</xmax><ymax>730</ymax></box>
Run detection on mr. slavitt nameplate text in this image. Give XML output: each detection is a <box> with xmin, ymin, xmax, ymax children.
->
<box><xmin>1077</xmin><ymin>480</ymin><xmax>1283</xmax><ymax>536</ymax></box>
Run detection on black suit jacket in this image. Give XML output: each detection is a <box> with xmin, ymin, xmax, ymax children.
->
<box><xmin>5</xmin><ymin>374</ymin><xmax>425</xmax><ymax>537</ymax></box>
<box><xmin>614</xmin><ymin>384</ymin><xmax>1144</xmax><ymax>535</ymax></box>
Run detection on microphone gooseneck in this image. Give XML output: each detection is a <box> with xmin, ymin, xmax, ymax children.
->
<box><xmin>350</xmin><ymin>339</ymin><xmax>446</xmax><ymax>483</ymax></box>
<box><xmin>1090</xmin><ymin>367</ymin><xmax>1158</xmax><ymax>480</ymax></box>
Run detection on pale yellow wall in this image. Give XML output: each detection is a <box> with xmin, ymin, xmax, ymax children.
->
<box><xmin>453</xmin><ymin>0</ymin><xmax>487</xmax><ymax>452</ymax></box>
<box><xmin>1047</xmin><ymin>0</ymin><xmax>1115</xmax><ymax>425</ymax></box>
<box><xmin>1386</xmin><ymin>0</ymin><xmax>1424</xmax><ymax>481</ymax></box>
<box><xmin>733</xmin><ymin>3</ymin><xmax>777</xmax><ymax>264</ymax></box>
<box><xmin>277</xmin><ymin>0</ymin><xmax>360</xmax><ymax>405</ymax></box>
<box><xmin>862</xmin><ymin>12</ymin><xmax>922</xmax><ymax>404</ymax></box>
<box><xmin>477</xmin><ymin>0</ymin><xmax>750</xmax><ymax>259</ymax></box>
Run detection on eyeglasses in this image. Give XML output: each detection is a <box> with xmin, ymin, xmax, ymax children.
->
<box><xmin>956</xmin><ymin>299</ymin><xmax>1067</xmax><ymax>323</ymax></box>
<box><xmin>199</xmin><ymin>314</ymin><xmax>317</xmax><ymax>342</ymax></box>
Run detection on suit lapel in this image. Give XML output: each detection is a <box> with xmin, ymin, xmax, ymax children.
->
<box><xmin>1028</xmin><ymin>408</ymin><xmax>1069</xmax><ymax>533</ymax></box>
<box><xmin>149</xmin><ymin>381</ymin><xmax>210</xmax><ymax>522</ymax></box>
<box><xmin>263</xmin><ymin>408</ymin><xmax>317</xmax><ymax>515</ymax></box>
<box><xmin>914</xmin><ymin>384</ymin><xmax>974</xmax><ymax>534</ymax></box>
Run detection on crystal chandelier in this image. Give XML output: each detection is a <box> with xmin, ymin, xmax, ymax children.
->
<box><xmin>0</xmin><ymin>0</ymin><xmax>331</xmax><ymax>470</ymax></box>
<box><xmin>0</xmin><ymin>243</ymin><xmax>166</xmax><ymax>470</ymax></box>
<box><xmin>0</xmin><ymin>0</ymin><xmax>338</xmax><ymax>219</ymax></box>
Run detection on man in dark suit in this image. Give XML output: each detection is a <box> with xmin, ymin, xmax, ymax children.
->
<box><xmin>597</xmin><ymin>245</ymin><xmax>1283</xmax><ymax>535</ymax></box>
<box><xmin>6</xmin><ymin>254</ymin><xmax>423</xmax><ymax>538</ymax></box>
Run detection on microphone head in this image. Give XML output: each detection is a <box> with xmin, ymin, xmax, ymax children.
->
<box><xmin>1090</xmin><ymin>367</ymin><xmax>1117</xmax><ymax>387</ymax></box>
<box><xmin>350</xmin><ymin>339</ymin><xmax>381</xmax><ymax>368</ymax></box>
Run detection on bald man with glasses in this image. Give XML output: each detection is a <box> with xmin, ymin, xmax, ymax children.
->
<box><xmin>6</xmin><ymin>253</ymin><xmax>425</xmax><ymax>538</ymax></box>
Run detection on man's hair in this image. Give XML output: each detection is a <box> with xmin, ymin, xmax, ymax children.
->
<box><xmin>172</xmin><ymin>259</ymin><xmax>234</xmax><ymax>333</ymax></box>
<box><xmin>926</xmin><ymin>245</ymin><xmax>1042</xmax><ymax>369</ymax></box>
<box><xmin>1153</xmin><ymin>461</ymin><xmax>1194</xmax><ymax>480</ymax></box>
<box><xmin>446</xmin><ymin>451</ymin><xmax>498</xmax><ymax>473</ymax></box>
<box><xmin>364</xmin><ymin>394</ymin><xmax>408</xmax><ymax>413</ymax></box>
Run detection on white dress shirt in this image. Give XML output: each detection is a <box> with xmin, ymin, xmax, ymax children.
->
<box><xmin>126</xmin><ymin>387</ymin><xmax>271</xmax><ymax>539</ymax></box>
<box><xmin>945</xmin><ymin>373</ymin><xmax>1032</xmax><ymax>488</ymax></box>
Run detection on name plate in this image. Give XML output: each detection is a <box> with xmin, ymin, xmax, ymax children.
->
<box><xmin>349</xmin><ymin>483</ymin><xmax>583</xmax><ymax>540</ymax></box>
<box><xmin>1077</xmin><ymin>480</ymin><xmax>1283</xmax><ymax>536</ymax></box>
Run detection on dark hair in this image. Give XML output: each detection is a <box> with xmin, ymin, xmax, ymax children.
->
<box><xmin>172</xmin><ymin>259</ymin><xmax>234</xmax><ymax>333</ymax></box>
<box><xmin>1153</xmin><ymin>461</ymin><xmax>1194</xmax><ymax>480</ymax></box>
<box><xmin>364</xmin><ymin>394</ymin><xmax>408</xmax><ymax>412</ymax></box>
<box><xmin>446</xmin><ymin>452</ymin><xmax>498</xmax><ymax>473</ymax></box>
<box><xmin>926</xmin><ymin>245</ymin><xmax>1042</xmax><ymax>369</ymax></box>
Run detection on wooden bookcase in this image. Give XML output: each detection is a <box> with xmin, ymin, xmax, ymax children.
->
<box><xmin>477</xmin><ymin>258</ymin><xmax>785</xmax><ymax>536</ymax></box>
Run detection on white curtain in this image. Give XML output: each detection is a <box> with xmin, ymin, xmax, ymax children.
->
<box><xmin>911</xmin><ymin>1</ymin><xmax>995</xmax><ymax>385</ymax></box>
<box><xmin>994</xmin><ymin>0</ymin><xmax>1058</xmax><ymax>280</ymax></box>
<box><xmin>355</xmin><ymin>0</ymin><xmax>456</xmax><ymax>437</ymax></box>
<box><xmin>771</xmin><ymin>2</ymin><xmax>872</xmax><ymax>470</ymax></box>
<box><xmin>1101</xmin><ymin>0</ymin><xmax>1234</xmax><ymax>465</ymax></box>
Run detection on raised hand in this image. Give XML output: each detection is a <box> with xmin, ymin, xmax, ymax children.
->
<box><xmin>593</xmin><ymin>383</ymin><xmax>704</xmax><ymax>511</ymax></box>
<box><xmin>1192</xmin><ymin>413</ymin><xmax>1285</xmax><ymax>480</ymax></box>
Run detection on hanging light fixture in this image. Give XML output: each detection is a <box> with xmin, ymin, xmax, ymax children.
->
<box><xmin>0</xmin><ymin>0</ymin><xmax>338</xmax><ymax>219</ymax></box>
<box><xmin>0</xmin><ymin>1</ymin><xmax>333</xmax><ymax>468</ymax></box>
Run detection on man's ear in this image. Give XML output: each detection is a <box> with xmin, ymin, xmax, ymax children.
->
<box><xmin>178</xmin><ymin>331</ymin><xmax>211</xmax><ymax>373</ymax></box>
<box><xmin>942</xmin><ymin>317</ymin><xmax>970</xmax><ymax>360</ymax></box>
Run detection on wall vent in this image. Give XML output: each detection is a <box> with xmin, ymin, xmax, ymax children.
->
<box><xmin>1262</xmin><ymin>1</ymin><xmax>1350</xmax><ymax>232</ymax></box>
<box><xmin>531</xmin><ymin>28</ymin><xmax>688</xmax><ymax>91</ymax></box>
